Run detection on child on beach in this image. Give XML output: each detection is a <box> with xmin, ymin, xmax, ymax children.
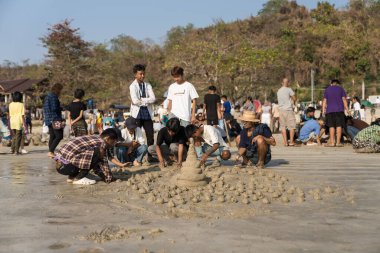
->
<box><xmin>8</xmin><ymin>91</ymin><xmax>27</xmax><ymax>155</ymax></box>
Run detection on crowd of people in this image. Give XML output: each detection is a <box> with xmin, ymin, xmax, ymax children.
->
<box><xmin>1</xmin><ymin>64</ymin><xmax>379</xmax><ymax>185</ymax></box>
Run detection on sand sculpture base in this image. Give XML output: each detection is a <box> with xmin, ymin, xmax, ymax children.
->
<box><xmin>175</xmin><ymin>138</ymin><xmax>208</xmax><ymax>187</ymax></box>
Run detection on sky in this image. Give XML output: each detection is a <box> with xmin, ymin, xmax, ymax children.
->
<box><xmin>0</xmin><ymin>0</ymin><xmax>349</xmax><ymax>64</ymax></box>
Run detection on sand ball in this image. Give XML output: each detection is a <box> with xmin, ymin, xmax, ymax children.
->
<box><xmin>167</xmin><ymin>200</ymin><xmax>176</xmax><ymax>208</ymax></box>
<box><xmin>242</xmin><ymin>198</ymin><xmax>250</xmax><ymax>204</ymax></box>
<box><xmin>262</xmin><ymin>198</ymin><xmax>270</xmax><ymax>204</ymax></box>
<box><xmin>281</xmin><ymin>196</ymin><xmax>290</xmax><ymax>203</ymax></box>
<box><xmin>155</xmin><ymin>198</ymin><xmax>164</xmax><ymax>204</ymax></box>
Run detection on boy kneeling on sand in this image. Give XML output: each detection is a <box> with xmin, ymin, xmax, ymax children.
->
<box><xmin>185</xmin><ymin>124</ymin><xmax>231</xmax><ymax>168</ymax></box>
<box><xmin>54</xmin><ymin>128</ymin><xmax>119</xmax><ymax>185</ymax></box>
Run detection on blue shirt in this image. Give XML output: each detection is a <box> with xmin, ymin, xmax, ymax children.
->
<box><xmin>239</xmin><ymin>124</ymin><xmax>272</xmax><ymax>149</ymax></box>
<box><xmin>43</xmin><ymin>92</ymin><xmax>62</xmax><ymax>126</ymax></box>
<box><xmin>103</xmin><ymin>117</ymin><xmax>115</xmax><ymax>128</ymax></box>
<box><xmin>223</xmin><ymin>101</ymin><xmax>231</xmax><ymax>116</ymax></box>
<box><xmin>299</xmin><ymin>119</ymin><xmax>320</xmax><ymax>140</ymax></box>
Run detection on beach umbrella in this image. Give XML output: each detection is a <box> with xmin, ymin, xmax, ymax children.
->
<box><xmin>361</xmin><ymin>100</ymin><xmax>373</xmax><ymax>107</ymax></box>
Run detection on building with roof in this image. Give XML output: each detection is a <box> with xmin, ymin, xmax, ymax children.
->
<box><xmin>0</xmin><ymin>78</ymin><xmax>48</xmax><ymax>104</ymax></box>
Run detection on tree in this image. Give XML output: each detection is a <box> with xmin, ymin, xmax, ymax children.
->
<box><xmin>311</xmin><ymin>2</ymin><xmax>339</xmax><ymax>25</ymax></box>
<box><xmin>258</xmin><ymin>0</ymin><xmax>289</xmax><ymax>15</ymax></box>
<box><xmin>41</xmin><ymin>19</ymin><xmax>94</xmax><ymax>102</ymax></box>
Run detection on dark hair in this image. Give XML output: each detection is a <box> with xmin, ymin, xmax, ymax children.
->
<box><xmin>89</xmin><ymin>110</ymin><xmax>93</xmax><ymax>114</ymax></box>
<box><xmin>185</xmin><ymin>124</ymin><xmax>198</xmax><ymax>139</ymax></box>
<box><xmin>167</xmin><ymin>117</ymin><xmax>181</xmax><ymax>134</ymax></box>
<box><xmin>353</xmin><ymin>96</ymin><xmax>360</xmax><ymax>104</ymax></box>
<box><xmin>331</xmin><ymin>79</ymin><xmax>341</xmax><ymax>85</ymax></box>
<box><xmin>74</xmin><ymin>89</ymin><xmax>85</xmax><ymax>99</ymax></box>
<box><xmin>247</xmin><ymin>96</ymin><xmax>253</xmax><ymax>101</ymax></box>
<box><xmin>100</xmin><ymin>128</ymin><xmax>119</xmax><ymax>140</ymax></box>
<box><xmin>12</xmin><ymin>91</ymin><xmax>23</xmax><ymax>103</ymax></box>
<box><xmin>51</xmin><ymin>83</ymin><xmax>63</xmax><ymax>94</ymax></box>
<box><xmin>221</xmin><ymin>95</ymin><xmax>227</xmax><ymax>99</ymax></box>
<box><xmin>196</xmin><ymin>113</ymin><xmax>205</xmax><ymax>121</ymax></box>
<box><xmin>171</xmin><ymin>66</ymin><xmax>184</xmax><ymax>76</ymax></box>
<box><xmin>209</xmin><ymin>85</ymin><xmax>217</xmax><ymax>91</ymax></box>
<box><xmin>133</xmin><ymin>64</ymin><xmax>146</xmax><ymax>74</ymax></box>
<box><xmin>305</xmin><ymin>107</ymin><xmax>316</xmax><ymax>114</ymax></box>
<box><xmin>371</xmin><ymin>118</ymin><xmax>380</xmax><ymax>126</ymax></box>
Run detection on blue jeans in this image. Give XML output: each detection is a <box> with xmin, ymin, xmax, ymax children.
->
<box><xmin>117</xmin><ymin>144</ymin><xmax>148</xmax><ymax>163</ymax></box>
<box><xmin>218</xmin><ymin>119</ymin><xmax>225</xmax><ymax>130</ymax></box>
<box><xmin>195</xmin><ymin>143</ymin><xmax>226</xmax><ymax>162</ymax></box>
<box><xmin>346</xmin><ymin>126</ymin><xmax>360</xmax><ymax>141</ymax></box>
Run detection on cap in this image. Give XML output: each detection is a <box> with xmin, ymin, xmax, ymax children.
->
<box><xmin>125</xmin><ymin>117</ymin><xmax>138</xmax><ymax>130</ymax></box>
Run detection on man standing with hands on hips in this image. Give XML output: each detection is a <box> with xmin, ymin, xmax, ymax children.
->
<box><xmin>129</xmin><ymin>64</ymin><xmax>156</xmax><ymax>162</ymax></box>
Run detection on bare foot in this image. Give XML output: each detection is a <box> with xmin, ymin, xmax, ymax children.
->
<box><xmin>47</xmin><ymin>152</ymin><xmax>55</xmax><ymax>158</ymax></box>
<box><xmin>133</xmin><ymin>160</ymin><xmax>141</xmax><ymax>167</ymax></box>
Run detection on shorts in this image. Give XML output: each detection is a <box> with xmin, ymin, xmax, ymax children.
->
<box><xmin>300</xmin><ymin>132</ymin><xmax>316</xmax><ymax>143</ymax></box>
<box><xmin>279</xmin><ymin>110</ymin><xmax>296</xmax><ymax>130</ymax></box>
<box><xmin>246</xmin><ymin>144</ymin><xmax>271</xmax><ymax>165</ymax></box>
<box><xmin>326</xmin><ymin>112</ymin><xmax>345</xmax><ymax>128</ymax></box>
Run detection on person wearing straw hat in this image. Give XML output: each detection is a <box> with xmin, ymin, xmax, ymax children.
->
<box><xmin>236</xmin><ymin>111</ymin><xmax>276</xmax><ymax>169</ymax></box>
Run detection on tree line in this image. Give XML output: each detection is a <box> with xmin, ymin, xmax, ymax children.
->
<box><xmin>1</xmin><ymin>0</ymin><xmax>380</xmax><ymax>107</ymax></box>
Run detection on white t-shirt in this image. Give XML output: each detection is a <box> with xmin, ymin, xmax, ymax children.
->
<box><xmin>167</xmin><ymin>81</ymin><xmax>199</xmax><ymax>121</ymax></box>
<box><xmin>353</xmin><ymin>102</ymin><xmax>361</xmax><ymax>111</ymax></box>
<box><xmin>202</xmin><ymin>125</ymin><xmax>228</xmax><ymax>148</ymax></box>
<box><xmin>121</xmin><ymin>127</ymin><xmax>145</xmax><ymax>145</ymax></box>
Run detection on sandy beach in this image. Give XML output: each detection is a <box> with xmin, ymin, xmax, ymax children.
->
<box><xmin>0</xmin><ymin>133</ymin><xmax>379</xmax><ymax>253</ymax></box>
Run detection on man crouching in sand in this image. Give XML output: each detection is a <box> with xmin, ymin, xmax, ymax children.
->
<box><xmin>54</xmin><ymin>128</ymin><xmax>118</xmax><ymax>185</ymax></box>
<box><xmin>236</xmin><ymin>111</ymin><xmax>276</xmax><ymax>169</ymax></box>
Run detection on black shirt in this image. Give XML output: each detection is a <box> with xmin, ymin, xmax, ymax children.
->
<box><xmin>156</xmin><ymin>126</ymin><xmax>187</xmax><ymax>146</ymax></box>
<box><xmin>204</xmin><ymin>93</ymin><xmax>220</xmax><ymax>121</ymax></box>
<box><xmin>67</xmin><ymin>101</ymin><xmax>87</xmax><ymax>120</ymax></box>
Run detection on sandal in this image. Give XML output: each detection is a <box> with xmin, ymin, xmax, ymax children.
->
<box><xmin>234</xmin><ymin>163</ymin><xmax>247</xmax><ymax>169</ymax></box>
<box><xmin>255</xmin><ymin>163</ymin><xmax>265</xmax><ymax>170</ymax></box>
<box><xmin>335</xmin><ymin>143</ymin><xmax>344</xmax><ymax>147</ymax></box>
<box><xmin>324</xmin><ymin>143</ymin><xmax>336</xmax><ymax>147</ymax></box>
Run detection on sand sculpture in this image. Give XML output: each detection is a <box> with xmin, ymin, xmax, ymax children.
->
<box><xmin>175</xmin><ymin>138</ymin><xmax>208</xmax><ymax>187</ymax></box>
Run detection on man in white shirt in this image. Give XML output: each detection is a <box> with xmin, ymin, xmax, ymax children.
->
<box><xmin>129</xmin><ymin>64</ymin><xmax>156</xmax><ymax>162</ymax></box>
<box><xmin>117</xmin><ymin>117</ymin><xmax>147</xmax><ymax>167</ymax></box>
<box><xmin>167</xmin><ymin>66</ymin><xmax>199</xmax><ymax>127</ymax></box>
<box><xmin>185</xmin><ymin>124</ymin><xmax>231</xmax><ymax>168</ymax></box>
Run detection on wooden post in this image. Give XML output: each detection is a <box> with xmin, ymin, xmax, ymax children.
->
<box><xmin>362</xmin><ymin>80</ymin><xmax>365</xmax><ymax>100</ymax></box>
<box><xmin>223</xmin><ymin>119</ymin><xmax>232</xmax><ymax>147</ymax></box>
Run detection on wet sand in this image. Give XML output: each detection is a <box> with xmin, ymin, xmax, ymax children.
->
<box><xmin>0</xmin><ymin>136</ymin><xmax>379</xmax><ymax>253</ymax></box>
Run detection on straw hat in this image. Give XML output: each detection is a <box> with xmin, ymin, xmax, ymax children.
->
<box><xmin>238</xmin><ymin>110</ymin><xmax>260</xmax><ymax>123</ymax></box>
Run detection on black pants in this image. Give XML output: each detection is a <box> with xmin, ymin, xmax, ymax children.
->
<box><xmin>57</xmin><ymin>148</ymin><xmax>101</xmax><ymax>180</ymax></box>
<box><xmin>135</xmin><ymin>118</ymin><xmax>154</xmax><ymax>147</ymax></box>
<box><xmin>48</xmin><ymin>125</ymin><xmax>63</xmax><ymax>153</ymax></box>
